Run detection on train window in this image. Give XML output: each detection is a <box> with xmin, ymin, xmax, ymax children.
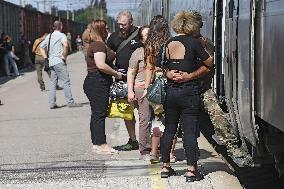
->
<box><xmin>229</xmin><ymin>0</ymin><xmax>235</xmax><ymax>18</ymax></box>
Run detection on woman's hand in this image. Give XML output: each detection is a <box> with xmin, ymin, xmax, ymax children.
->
<box><xmin>141</xmin><ymin>88</ymin><xmax>148</xmax><ymax>99</ymax></box>
<box><xmin>166</xmin><ymin>70</ymin><xmax>178</xmax><ymax>80</ymax></box>
<box><xmin>172</xmin><ymin>71</ymin><xmax>193</xmax><ymax>83</ymax></box>
<box><xmin>128</xmin><ymin>91</ymin><xmax>136</xmax><ymax>102</ymax></box>
<box><xmin>114</xmin><ymin>71</ymin><xmax>123</xmax><ymax>80</ymax></box>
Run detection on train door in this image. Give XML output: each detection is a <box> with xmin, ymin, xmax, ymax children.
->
<box><xmin>237</xmin><ymin>0</ymin><xmax>258</xmax><ymax>148</ymax></box>
<box><xmin>214</xmin><ymin>0</ymin><xmax>224</xmax><ymax>98</ymax></box>
<box><xmin>224</xmin><ymin>0</ymin><xmax>240</xmax><ymax>137</ymax></box>
<box><xmin>255</xmin><ymin>0</ymin><xmax>284</xmax><ymax>176</ymax></box>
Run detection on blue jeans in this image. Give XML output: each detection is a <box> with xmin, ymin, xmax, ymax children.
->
<box><xmin>4</xmin><ymin>52</ymin><xmax>19</xmax><ymax>76</ymax></box>
<box><xmin>49</xmin><ymin>63</ymin><xmax>74</xmax><ymax>107</ymax></box>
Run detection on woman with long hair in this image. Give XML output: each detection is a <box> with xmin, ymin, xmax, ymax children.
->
<box><xmin>143</xmin><ymin>15</ymin><xmax>171</xmax><ymax>163</ymax></box>
<box><xmin>83</xmin><ymin>20</ymin><xmax>123</xmax><ymax>154</ymax></box>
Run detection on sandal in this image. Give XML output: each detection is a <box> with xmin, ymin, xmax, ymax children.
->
<box><xmin>161</xmin><ymin>166</ymin><xmax>176</xmax><ymax>178</ymax></box>
<box><xmin>170</xmin><ymin>156</ymin><xmax>176</xmax><ymax>163</ymax></box>
<box><xmin>184</xmin><ymin>170</ymin><xmax>203</xmax><ymax>182</ymax></box>
<box><xmin>96</xmin><ymin>146</ymin><xmax>118</xmax><ymax>155</ymax></box>
<box><xmin>150</xmin><ymin>154</ymin><xmax>160</xmax><ymax>164</ymax></box>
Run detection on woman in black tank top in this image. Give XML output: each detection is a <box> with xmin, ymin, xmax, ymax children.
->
<box><xmin>157</xmin><ymin>11</ymin><xmax>213</xmax><ymax>182</ymax></box>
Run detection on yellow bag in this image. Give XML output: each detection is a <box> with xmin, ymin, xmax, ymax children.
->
<box><xmin>108</xmin><ymin>98</ymin><xmax>134</xmax><ymax>120</ymax></box>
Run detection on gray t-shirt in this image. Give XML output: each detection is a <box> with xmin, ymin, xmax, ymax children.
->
<box><xmin>129</xmin><ymin>47</ymin><xmax>145</xmax><ymax>91</ymax></box>
<box><xmin>40</xmin><ymin>31</ymin><xmax>67</xmax><ymax>66</ymax></box>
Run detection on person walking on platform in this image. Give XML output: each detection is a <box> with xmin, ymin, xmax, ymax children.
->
<box><xmin>154</xmin><ymin>11</ymin><xmax>213</xmax><ymax>182</ymax></box>
<box><xmin>83</xmin><ymin>19</ymin><xmax>123</xmax><ymax>154</ymax></box>
<box><xmin>40</xmin><ymin>21</ymin><xmax>81</xmax><ymax>109</ymax></box>
<box><xmin>127</xmin><ymin>26</ymin><xmax>151</xmax><ymax>160</ymax></box>
<box><xmin>33</xmin><ymin>33</ymin><xmax>63</xmax><ymax>91</ymax></box>
<box><xmin>2</xmin><ymin>35</ymin><xmax>20</xmax><ymax>77</ymax></box>
<box><xmin>107</xmin><ymin>10</ymin><xmax>142</xmax><ymax>151</ymax></box>
<box><xmin>32</xmin><ymin>33</ymin><xmax>50</xmax><ymax>91</ymax></box>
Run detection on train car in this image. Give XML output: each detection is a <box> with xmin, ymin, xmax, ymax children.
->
<box><xmin>0</xmin><ymin>2</ymin><xmax>85</xmax><ymax>44</ymax></box>
<box><xmin>137</xmin><ymin>0</ymin><xmax>284</xmax><ymax>177</ymax></box>
<box><xmin>0</xmin><ymin>1</ymin><xmax>21</xmax><ymax>44</ymax></box>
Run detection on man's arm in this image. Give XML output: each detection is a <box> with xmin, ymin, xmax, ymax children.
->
<box><xmin>32</xmin><ymin>40</ymin><xmax>38</xmax><ymax>53</ymax></box>
<box><xmin>40</xmin><ymin>35</ymin><xmax>48</xmax><ymax>59</ymax></box>
<box><xmin>170</xmin><ymin>57</ymin><xmax>213</xmax><ymax>83</ymax></box>
<box><xmin>62</xmin><ymin>41</ymin><xmax>68</xmax><ymax>61</ymax></box>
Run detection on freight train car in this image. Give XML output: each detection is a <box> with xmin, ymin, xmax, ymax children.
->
<box><xmin>137</xmin><ymin>0</ymin><xmax>284</xmax><ymax>177</ymax></box>
<box><xmin>0</xmin><ymin>1</ymin><xmax>85</xmax><ymax>47</ymax></box>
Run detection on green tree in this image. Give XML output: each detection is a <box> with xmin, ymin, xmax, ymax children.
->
<box><xmin>75</xmin><ymin>0</ymin><xmax>114</xmax><ymax>30</ymax></box>
<box><xmin>24</xmin><ymin>4</ymin><xmax>37</xmax><ymax>11</ymax></box>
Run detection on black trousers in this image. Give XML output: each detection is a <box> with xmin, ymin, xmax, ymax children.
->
<box><xmin>83</xmin><ymin>71</ymin><xmax>112</xmax><ymax>145</ymax></box>
<box><xmin>161</xmin><ymin>83</ymin><xmax>201</xmax><ymax>166</ymax></box>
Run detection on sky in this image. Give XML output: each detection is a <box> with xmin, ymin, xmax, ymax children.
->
<box><xmin>5</xmin><ymin>0</ymin><xmax>142</xmax><ymax>18</ymax></box>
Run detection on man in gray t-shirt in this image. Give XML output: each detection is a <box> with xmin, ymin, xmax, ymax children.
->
<box><xmin>40</xmin><ymin>21</ymin><xmax>81</xmax><ymax>109</ymax></box>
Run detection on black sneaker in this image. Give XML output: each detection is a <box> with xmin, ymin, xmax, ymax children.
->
<box><xmin>118</xmin><ymin>138</ymin><xmax>139</xmax><ymax>151</ymax></box>
<box><xmin>56</xmin><ymin>85</ymin><xmax>63</xmax><ymax>90</ymax></box>
<box><xmin>40</xmin><ymin>86</ymin><xmax>45</xmax><ymax>91</ymax></box>
<box><xmin>50</xmin><ymin>104</ymin><xmax>59</xmax><ymax>109</ymax></box>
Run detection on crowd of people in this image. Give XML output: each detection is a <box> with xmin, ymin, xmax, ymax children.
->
<box><xmin>82</xmin><ymin>10</ymin><xmax>214</xmax><ymax>183</ymax></box>
<box><xmin>1</xmin><ymin>8</ymin><xmax>215</xmax><ymax>183</ymax></box>
<box><xmin>0</xmin><ymin>30</ymin><xmax>82</xmax><ymax>78</ymax></box>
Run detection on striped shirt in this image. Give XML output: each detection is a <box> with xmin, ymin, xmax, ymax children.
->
<box><xmin>40</xmin><ymin>31</ymin><xmax>67</xmax><ymax>67</ymax></box>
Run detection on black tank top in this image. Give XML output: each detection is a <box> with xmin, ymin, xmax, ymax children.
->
<box><xmin>156</xmin><ymin>35</ymin><xmax>209</xmax><ymax>73</ymax></box>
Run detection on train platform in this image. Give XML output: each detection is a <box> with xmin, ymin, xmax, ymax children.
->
<box><xmin>0</xmin><ymin>52</ymin><xmax>242</xmax><ymax>189</ymax></box>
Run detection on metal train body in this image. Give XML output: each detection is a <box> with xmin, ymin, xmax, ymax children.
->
<box><xmin>137</xmin><ymin>0</ymin><xmax>284</xmax><ymax>176</ymax></box>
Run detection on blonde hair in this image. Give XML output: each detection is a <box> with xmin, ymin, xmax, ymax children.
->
<box><xmin>171</xmin><ymin>11</ymin><xmax>198</xmax><ymax>35</ymax></box>
<box><xmin>117</xmin><ymin>10</ymin><xmax>133</xmax><ymax>22</ymax></box>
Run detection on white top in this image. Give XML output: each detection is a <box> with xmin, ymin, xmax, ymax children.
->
<box><xmin>40</xmin><ymin>31</ymin><xmax>67</xmax><ymax>66</ymax></box>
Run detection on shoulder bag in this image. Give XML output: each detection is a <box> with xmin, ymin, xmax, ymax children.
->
<box><xmin>44</xmin><ymin>33</ymin><xmax>53</xmax><ymax>71</ymax></box>
<box><xmin>109</xmin><ymin>29</ymin><xmax>139</xmax><ymax>99</ymax></box>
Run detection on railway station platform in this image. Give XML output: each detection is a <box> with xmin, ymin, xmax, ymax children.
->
<box><xmin>0</xmin><ymin>52</ymin><xmax>242</xmax><ymax>189</ymax></box>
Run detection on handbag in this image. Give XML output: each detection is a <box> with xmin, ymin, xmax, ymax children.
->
<box><xmin>109</xmin><ymin>81</ymin><xmax>128</xmax><ymax>99</ymax></box>
<box><xmin>44</xmin><ymin>32</ymin><xmax>53</xmax><ymax>72</ymax></box>
<box><xmin>107</xmin><ymin>98</ymin><xmax>134</xmax><ymax>120</ymax></box>
<box><xmin>147</xmin><ymin>43</ymin><xmax>167</xmax><ymax>104</ymax></box>
<box><xmin>147</xmin><ymin>74</ymin><xmax>167</xmax><ymax>104</ymax></box>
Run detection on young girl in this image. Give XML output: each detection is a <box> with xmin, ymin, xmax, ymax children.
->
<box><xmin>143</xmin><ymin>15</ymin><xmax>173</xmax><ymax>164</ymax></box>
<box><xmin>127</xmin><ymin>26</ymin><xmax>151</xmax><ymax>160</ymax></box>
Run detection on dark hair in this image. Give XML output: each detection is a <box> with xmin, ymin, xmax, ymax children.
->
<box><xmin>138</xmin><ymin>25</ymin><xmax>149</xmax><ymax>41</ymax></box>
<box><xmin>90</xmin><ymin>19</ymin><xmax>108</xmax><ymax>41</ymax></box>
<box><xmin>144</xmin><ymin>15</ymin><xmax>171</xmax><ymax>67</ymax></box>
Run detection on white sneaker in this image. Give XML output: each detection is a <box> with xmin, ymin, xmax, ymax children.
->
<box><xmin>140</xmin><ymin>154</ymin><xmax>151</xmax><ymax>161</ymax></box>
<box><xmin>93</xmin><ymin>145</ymin><xmax>99</xmax><ymax>150</ymax></box>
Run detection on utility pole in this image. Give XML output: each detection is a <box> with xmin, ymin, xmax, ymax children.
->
<box><xmin>66</xmin><ymin>2</ymin><xmax>69</xmax><ymax>20</ymax></box>
<box><xmin>36</xmin><ymin>1</ymin><xmax>39</xmax><ymax>10</ymax></box>
<box><xmin>72</xmin><ymin>10</ymin><xmax>75</xmax><ymax>21</ymax></box>
<box><xmin>43</xmin><ymin>0</ymin><xmax>46</xmax><ymax>13</ymax></box>
<box><xmin>49</xmin><ymin>0</ymin><xmax>53</xmax><ymax>14</ymax></box>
